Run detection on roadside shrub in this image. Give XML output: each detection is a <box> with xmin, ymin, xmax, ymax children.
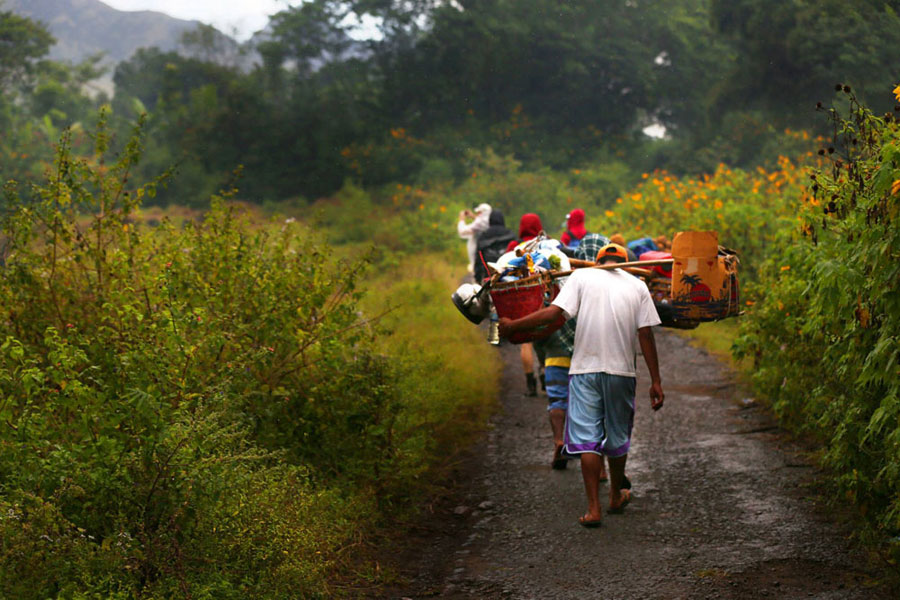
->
<box><xmin>735</xmin><ymin>87</ymin><xmax>900</xmax><ymax>566</ymax></box>
<box><xmin>0</xmin><ymin>111</ymin><xmax>401</xmax><ymax>597</ymax></box>
<box><xmin>590</xmin><ymin>150</ymin><xmax>816</xmax><ymax>283</ymax></box>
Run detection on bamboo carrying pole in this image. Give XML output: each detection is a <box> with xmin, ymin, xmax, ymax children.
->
<box><xmin>555</xmin><ymin>258</ymin><xmax>673</xmax><ymax>279</ymax></box>
<box><xmin>488</xmin><ymin>258</ymin><xmax>674</xmax><ymax>288</ymax></box>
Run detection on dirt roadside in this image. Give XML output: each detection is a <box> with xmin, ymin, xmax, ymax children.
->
<box><xmin>379</xmin><ymin>328</ymin><xmax>893</xmax><ymax>599</ymax></box>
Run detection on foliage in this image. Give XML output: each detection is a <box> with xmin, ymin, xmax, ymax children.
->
<box><xmin>710</xmin><ymin>0</ymin><xmax>900</xmax><ymax>125</ymax></box>
<box><xmin>8</xmin><ymin>2</ymin><xmax>900</xmax><ymax>204</ymax></box>
<box><xmin>591</xmin><ymin>134</ymin><xmax>819</xmax><ymax>282</ymax></box>
<box><xmin>0</xmin><ymin>113</ymin><xmax>499</xmax><ymax>596</ymax></box>
<box><xmin>0</xmin><ymin>9</ymin><xmax>54</xmax><ymax>90</ymax></box>
<box><xmin>0</xmin><ymin>12</ymin><xmax>106</xmax><ymax>196</ymax></box>
<box><xmin>734</xmin><ymin>88</ymin><xmax>900</xmax><ymax>566</ymax></box>
<box><xmin>105</xmin><ymin>0</ymin><xmax>736</xmax><ymax>202</ymax></box>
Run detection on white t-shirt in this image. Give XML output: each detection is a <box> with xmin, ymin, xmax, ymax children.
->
<box><xmin>552</xmin><ymin>268</ymin><xmax>661</xmax><ymax>377</ymax></box>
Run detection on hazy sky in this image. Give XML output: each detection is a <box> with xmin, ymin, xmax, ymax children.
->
<box><xmin>103</xmin><ymin>0</ymin><xmax>299</xmax><ymax>40</ymax></box>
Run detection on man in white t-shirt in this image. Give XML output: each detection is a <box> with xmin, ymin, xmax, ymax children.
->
<box><xmin>498</xmin><ymin>243</ymin><xmax>664</xmax><ymax>528</ymax></box>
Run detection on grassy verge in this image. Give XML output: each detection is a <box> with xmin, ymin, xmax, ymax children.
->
<box><xmin>674</xmin><ymin>318</ymin><xmax>750</xmax><ymax>375</ymax></box>
<box><xmin>361</xmin><ymin>250</ymin><xmax>501</xmax><ymax>468</ymax></box>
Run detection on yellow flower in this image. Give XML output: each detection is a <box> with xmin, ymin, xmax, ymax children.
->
<box><xmin>894</xmin><ymin>83</ymin><xmax>900</xmax><ymax>103</ymax></box>
<box><xmin>605</xmin><ymin>210</ymin><xmax>615</xmax><ymax>217</ymax></box>
<box><xmin>891</xmin><ymin>179</ymin><xmax>900</xmax><ymax>196</ymax></box>
<box><xmin>780</xmin><ymin>265</ymin><xmax>791</xmax><ymax>271</ymax></box>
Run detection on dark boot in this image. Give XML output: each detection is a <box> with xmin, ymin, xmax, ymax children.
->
<box><xmin>526</xmin><ymin>372</ymin><xmax>537</xmax><ymax>397</ymax></box>
<box><xmin>539</xmin><ymin>370</ymin><xmax>546</xmax><ymax>392</ymax></box>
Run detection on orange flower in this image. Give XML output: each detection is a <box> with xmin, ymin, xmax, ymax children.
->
<box><xmin>894</xmin><ymin>83</ymin><xmax>900</xmax><ymax>103</ymax></box>
<box><xmin>605</xmin><ymin>210</ymin><xmax>615</xmax><ymax>217</ymax></box>
<box><xmin>780</xmin><ymin>265</ymin><xmax>791</xmax><ymax>271</ymax></box>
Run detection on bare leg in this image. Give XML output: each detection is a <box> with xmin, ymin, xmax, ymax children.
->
<box><xmin>549</xmin><ymin>408</ymin><xmax>565</xmax><ymax>447</ymax></box>
<box><xmin>608</xmin><ymin>454</ymin><xmax>629</xmax><ymax>509</ymax></box>
<box><xmin>521</xmin><ymin>343</ymin><xmax>536</xmax><ymax>395</ymax></box>
<box><xmin>520</xmin><ymin>342</ymin><xmax>534</xmax><ymax>374</ymax></box>
<box><xmin>580</xmin><ymin>453</ymin><xmax>605</xmax><ymax>521</ymax></box>
<box><xmin>549</xmin><ymin>408</ymin><xmax>567</xmax><ymax>468</ymax></box>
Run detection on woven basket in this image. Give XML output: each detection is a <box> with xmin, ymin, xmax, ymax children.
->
<box><xmin>490</xmin><ymin>273</ymin><xmax>565</xmax><ymax>343</ymax></box>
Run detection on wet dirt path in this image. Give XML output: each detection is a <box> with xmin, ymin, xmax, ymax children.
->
<box><xmin>386</xmin><ymin>329</ymin><xmax>890</xmax><ymax>599</ymax></box>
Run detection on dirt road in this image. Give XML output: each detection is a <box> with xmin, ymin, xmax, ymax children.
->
<box><xmin>385</xmin><ymin>329</ymin><xmax>890</xmax><ymax>599</ymax></box>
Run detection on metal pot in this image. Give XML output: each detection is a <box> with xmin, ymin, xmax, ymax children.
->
<box><xmin>451</xmin><ymin>283</ymin><xmax>493</xmax><ymax>324</ymax></box>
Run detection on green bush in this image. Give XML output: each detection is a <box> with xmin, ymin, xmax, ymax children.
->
<box><xmin>0</xmin><ymin>111</ymin><xmax>475</xmax><ymax>597</ymax></box>
<box><xmin>735</xmin><ymin>89</ymin><xmax>900</xmax><ymax>566</ymax></box>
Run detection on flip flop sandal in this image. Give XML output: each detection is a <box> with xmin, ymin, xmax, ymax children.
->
<box><xmin>607</xmin><ymin>489</ymin><xmax>632</xmax><ymax>514</ymax></box>
<box><xmin>551</xmin><ymin>446</ymin><xmax>568</xmax><ymax>470</ymax></box>
<box><xmin>578</xmin><ymin>514</ymin><xmax>602</xmax><ymax>528</ymax></box>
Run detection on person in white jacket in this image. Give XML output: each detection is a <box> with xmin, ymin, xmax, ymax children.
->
<box><xmin>457</xmin><ymin>203</ymin><xmax>492</xmax><ymax>274</ymax></box>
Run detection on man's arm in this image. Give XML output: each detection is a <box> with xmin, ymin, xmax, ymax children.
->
<box><xmin>458</xmin><ymin>211</ymin><xmax>475</xmax><ymax>237</ymax></box>
<box><xmin>637</xmin><ymin>326</ymin><xmax>664</xmax><ymax>411</ymax></box>
<box><xmin>498</xmin><ymin>305</ymin><xmax>563</xmax><ymax>338</ymax></box>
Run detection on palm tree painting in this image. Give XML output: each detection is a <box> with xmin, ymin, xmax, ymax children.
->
<box><xmin>680</xmin><ymin>274</ymin><xmax>711</xmax><ymax>303</ymax></box>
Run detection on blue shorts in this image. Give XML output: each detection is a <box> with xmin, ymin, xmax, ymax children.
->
<box><xmin>544</xmin><ymin>365</ymin><xmax>569</xmax><ymax>412</ymax></box>
<box><xmin>564</xmin><ymin>372</ymin><xmax>636</xmax><ymax>457</ymax></box>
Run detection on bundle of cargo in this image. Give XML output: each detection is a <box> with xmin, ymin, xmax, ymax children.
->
<box><xmin>451</xmin><ymin>230</ymin><xmax>740</xmax><ymax>342</ymax></box>
<box><xmin>643</xmin><ymin>230</ymin><xmax>740</xmax><ymax>327</ymax></box>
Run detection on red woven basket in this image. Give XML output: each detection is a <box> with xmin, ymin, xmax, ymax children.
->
<box><xmin>490</xmin><ymin>276</ymin><xmax>565</xmax><ymax>343</ymax></box>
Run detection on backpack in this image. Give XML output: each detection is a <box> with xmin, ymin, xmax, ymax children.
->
<box><xmin>565</xmin><ymin>230</ymin><xmax>582</xmax><ymax>249</ymax></box>
<box><xmin>475</xmin><ymin>232</ymin><xmax>515</xmax><ymax>281</ymax></box>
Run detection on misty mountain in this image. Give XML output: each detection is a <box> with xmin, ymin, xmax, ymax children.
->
<box><xmin>4</xmin><ymin>0</ymin><xmax>212</xmax><ymax>65</ymax></box>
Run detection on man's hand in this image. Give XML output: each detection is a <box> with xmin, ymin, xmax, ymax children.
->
<box><xmin>649</xmin><ymin>381</ymin><xmax>664</xmax><ymax>411</ymax></box>
<box><xmin>497</xmin><ymin>306</ymin><xmax>562</xmax><ymax>341</ymax></box>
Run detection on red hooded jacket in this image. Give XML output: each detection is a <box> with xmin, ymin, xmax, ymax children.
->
<box><xmin>560</xmin><ymin>208</ymin><xmax>587</xmax><ymax>247</ymax></box>
<box><xmin>506</xmin><ymin>213</ymin><xmax>544</xmax><ymax>251</ymax></box>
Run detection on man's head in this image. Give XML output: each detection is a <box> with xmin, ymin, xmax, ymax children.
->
<box><xmin>596</xmin><ymin>243</ymin><xmax>629</xmax><ymax>265</ymax></box>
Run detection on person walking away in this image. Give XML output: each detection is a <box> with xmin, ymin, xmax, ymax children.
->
<box><xmin>458</xmin><ymin>203</ymin><xmax>492</xmax><ymax>275</ymax></box>
<box><xmin>498</xmin><ymin>243</ymin><xmax>664</xmax><ymax>528</ymax></box>
<box><xmin>573</xmin><ymin>233</ymin><xmax>610</xmax><ymax>263</ymax></box>
<box><xmin>473</xmin><ymin>208</ymin><xmax>515</xmax><ymax>283</ymax></box>
<box><xmin>609</xmin><ymin>233</ymin><xmax>638</xmax><ymax>262</ymax></box>
<box><xmin>533</xmin><ymin>318</ymin><xmax>589</xmax><ymax>472</ymax></box>
<box><xmin>505</xmin><ymin>212</ymin><xmax>543</xmax><ymax>252</ymax></box>
<box><xmin>506</xmin><ymin>212</ymin><xmax>545</xmax><ymax>395</ymax></box>
<box><xmin>560</xmin><ymin>208</ymin><xmax>588</xmax><ymax>250</ymax></box>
